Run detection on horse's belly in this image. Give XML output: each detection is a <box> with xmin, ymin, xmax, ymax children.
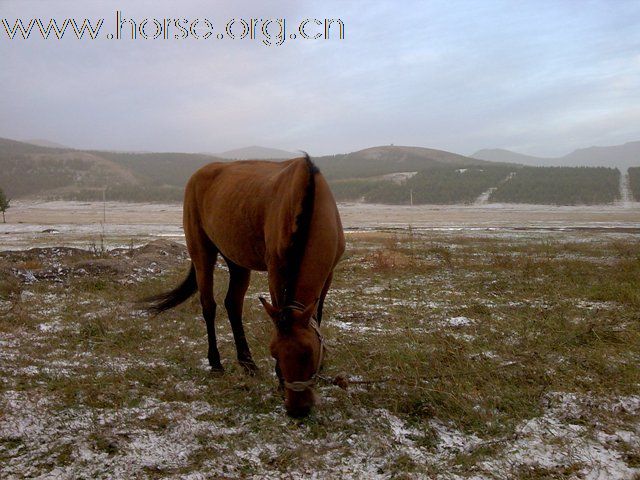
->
<box><xmin>204</xmin><ymin>220</ymin><xmax>267</xmax><ymax>271</ymax></box>
<box><xmin>218</xmin><ymin>241</ymin><xmax>267</xmax><ymax>271</ymax></box>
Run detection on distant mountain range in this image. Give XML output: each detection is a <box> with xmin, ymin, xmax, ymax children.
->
<box><xmin>0</xmin><ymin>136</ymin><xmax>638</xmax><ymax>202</ymax></box>
<box><xmin>0</xmin><ymin>138</ymin><xmax>498</xmax><ymax>200</ymax></box>
<box><xmin>24</xmin><ymin>138</ymin><xmax>70</xmax><ymax>149</ymax></box>
<box><xmin>315</xmin><ymin>145</ymin><xmax>499</xmax><ymax>179</ymax></box>
<box><xmin>473</xmin><ymin>141</ymin><xmax>640</xmax><ymax>169</ymax></box>
<box><xmin>216</xmin><ymin>146</ymin><xmax>298</xmax><ymax>160</ymax></box>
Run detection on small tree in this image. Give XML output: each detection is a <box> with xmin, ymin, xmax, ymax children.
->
<box><xmin>0</xmin><ymin>187</ymin><xmax>9</xmax><ymax>223</ymax></box>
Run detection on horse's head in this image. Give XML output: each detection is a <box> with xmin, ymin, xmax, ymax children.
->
<box><xmin>259</xmin><ymin>297</ymin><xmax>323</xmax><ymax>417</ymax></box>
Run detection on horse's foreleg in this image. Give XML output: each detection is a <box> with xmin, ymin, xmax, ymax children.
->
<box><xmin>266</xmin><ymin>263</ymin><xmax>285</xmax><ymax>386</ymax></box>
<box><xmin>225</xmin><ymin>262</ymin><xmax>257</xmax><ymax>375</ymax></box>
<box><xmin>275</xmin><ymin>361</ymin><xmax>284</xmax><ymax>391</ymax></box>
<box><xmin>317</xmin><ymin>271</ymin><xmax>334</xmax><ymax>326</ymax></box>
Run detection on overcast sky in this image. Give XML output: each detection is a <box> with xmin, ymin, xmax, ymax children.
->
<box><xmin>1</xmin><ymin>0</ymin><xmax>639</xmax><ymax>157</ymax></box>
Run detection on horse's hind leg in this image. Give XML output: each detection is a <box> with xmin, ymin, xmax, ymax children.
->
<box><xmin>191</xmin><ymin>245</ymin><xmax>223</xmax><ymax>372</ymax></box>
<box><xmin>224</xmin><ymin>261</ymin><xmax>258</xmax><ymax>375</ymax></box>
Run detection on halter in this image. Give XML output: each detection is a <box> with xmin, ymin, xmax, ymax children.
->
<box><xmin>281</xmin><ymin>301</ymin><xmax>324</xmax><ymax>393</ymax></box>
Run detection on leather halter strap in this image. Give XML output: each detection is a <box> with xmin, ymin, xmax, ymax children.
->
<box><xmin>281</xmin><ymin>301</ymin><xmax>324</xmax><ymax>393</ymax></box>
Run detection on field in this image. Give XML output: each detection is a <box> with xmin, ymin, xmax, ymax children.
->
<box><xmin>4</xmin><ymin>200</ymin><xmax>640</xmax><ymax>253</ymax></box>
<box><xmin>1</xmin><ymin>205</ymin><xmax>640</xmax><ymax>478</ymax></box>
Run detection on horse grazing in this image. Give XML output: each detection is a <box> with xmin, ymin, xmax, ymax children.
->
<box><xmin>146</xmin><ymin>155</ymin><xmax>345</xmax><ymax>417</ymax></box>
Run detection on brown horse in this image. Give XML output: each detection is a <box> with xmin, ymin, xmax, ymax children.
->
<box><xmin>146</xmin><ymin>155</ymin><xmax>344</xmax><ymax>417</ymax></box>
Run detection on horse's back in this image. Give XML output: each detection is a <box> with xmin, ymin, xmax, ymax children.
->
<box><xmin>187</xmin><ymin>160</ymin><xmax>293</xmax><ymax>191</ymax></box>
<box><xmin>183</xmin><ymin>158</ymin><xmax>343</xmax><ymax>274</ymax></box>
<box><xmin>183</xmin><ymin>160</ymin><xmax>289</xmax><ymax>269</ymax></box>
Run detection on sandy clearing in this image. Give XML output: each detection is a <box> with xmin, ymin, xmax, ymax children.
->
<box><xmin>4</xmin><ymin>200</ymin><xmax>640</xmax><ymax>228</ymax></box>
<box><xmin>2</xmin><ymin>200</ymin><xmax>640</xmax><ymax>250</ymax></box>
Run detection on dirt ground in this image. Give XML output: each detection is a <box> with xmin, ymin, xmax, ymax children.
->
<box><xmin>6</xmin><ymin>200</ymin><xmax>640</xmax><ymax>227</ymax></box>
<box><xmin>2</xmin><ymin>200</ymin><xmax>640</xmax><ymax>251</ymax></box>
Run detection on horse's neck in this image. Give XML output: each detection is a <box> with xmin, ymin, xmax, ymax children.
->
<box><xmin>266</xmin><ymin>159</ymin><xmax>315</xmax><ymax>306</ymax></box>
<box><xmin>284</xmin><ymin>187</ymin><xmax>340</xmax><ymax>310</ymax></box>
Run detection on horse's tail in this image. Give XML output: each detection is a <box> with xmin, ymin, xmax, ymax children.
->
<box><xmin>143</xmin><ymin>263</ymin><xmax>198</xmax><ymax>315</ymax></box>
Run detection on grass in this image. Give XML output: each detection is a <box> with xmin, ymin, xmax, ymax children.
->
<box><xmin>1</xmin><ymin>232</ymin><xmax>639</xmax><ymax>478</ymax></box>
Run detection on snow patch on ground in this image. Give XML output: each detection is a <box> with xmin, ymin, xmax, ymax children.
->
<box><xmin>575</xmin><ymin>300</ymin><xmax>621</xmax><ymax>311</ymax></box>
<box><xmin>479</xmin><ymin>392</ymin><xmax>640</xmax><ymax>479</ymax></box>
<box><xmin>330</xmin><ymin>320</ymin><xmax>385</xmax><ymax>334</ymax></box>
<box><xmin>1</xmin><ymin>386</ymin><xmax>639</xmax><ymax>479</ymax></box>
<box><xmin>445</xmin><ymin>316</ymin><xmax>473</xmax><ymax>327</ymax></box>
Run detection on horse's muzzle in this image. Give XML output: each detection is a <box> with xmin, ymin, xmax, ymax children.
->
<box><xmin>285</xmin><ymin>388</ymin><xmax>315</xmax><ymax>417</ymax></box>
<box><xmin>286</xmin><ymin>403</ymin><xmax>312</xmax><ymax>418</ymax></box>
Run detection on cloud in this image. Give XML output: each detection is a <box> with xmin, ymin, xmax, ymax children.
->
<box><xmin>0</xmin><ymin>0</ymin><xmax>639</xmax><ymax>159</ymax></box>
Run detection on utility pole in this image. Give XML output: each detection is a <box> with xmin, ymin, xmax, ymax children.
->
<box><xmin>100</xmin><ymin>187</ymin><xmax>106</xmax><ymax>253</ymax></box>
<box><xmin>410</xmin><ymin>189</ymin><xmax>413</xmax><ymax>206</ymax></box>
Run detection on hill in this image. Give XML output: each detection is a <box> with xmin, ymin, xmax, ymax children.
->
<box><xmin>0</xmin><ymin>138</ymin><xmax>631</xmax><ymax>205</ymax></box>
<box><xmin>473</xmin><ymin>141</ymin><xmax>640</xmax><ymax>169</ymax></box>
<box><xmin>0</xmin><ymin>139</ymin><xmax>501</xmax><ymax>201</ymax></box>
<box><xmin>24</xmin><ymin>138</ymin><xmax>70</xmax><ymax>149</ymax></box>
<box><xmin>0</xmin><ymin>137</ymin><xmax>62</xmax><ymax>155</ymax></box>
<box><xmin>216</xmin><ymin>146</ymin><xmax>297</xmax><ymax>160</ymax></box>
<box><xmin>563</xmin><ymin>141</ymin><xmax>640</xmax><ymax>169</ymax></box>
<box><xmin>315</xmin><ymin>145</ymin><xmax>498</xmax><ymax>179</ymax></box>
<box><xmin>0</xmin><ymin>138</ymin><xmax>137</xmax><ymax>198</ymax></box>
<box><xmin>472</xmin><ymin>148</ymin><xmax>550</xmax><ymax>166</ymax></box>
<box><xmin>0</xmin><ymin>138</ymin><xmax>222</xmax><ymax>201</ymax></box>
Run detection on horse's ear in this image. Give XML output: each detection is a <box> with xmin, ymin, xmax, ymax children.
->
<box><xmin>259</xmin><ymin>296</ymin><xmax>279</xmax><ymax>321</ymax></box>
<box><xmin>291</xmin><ymin>298</ymin><xmax>319</xmax><ymax>326</ymax></box>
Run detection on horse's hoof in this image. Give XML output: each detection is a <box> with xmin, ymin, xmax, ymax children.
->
<box><xmin>209</xmin><ymin>365</ymin><xmax>225</xmax><ymax>376</ymax></box>
<box><xmin>240</xmin><ymin>361</ymin><xmax>259</xmax><ymax>376</ymax></box>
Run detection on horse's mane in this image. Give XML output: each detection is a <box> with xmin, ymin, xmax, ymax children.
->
<box><xmin>282</xmin><ymin>153</ymin><xmax>319</xmax><ymax>306</ymax></box>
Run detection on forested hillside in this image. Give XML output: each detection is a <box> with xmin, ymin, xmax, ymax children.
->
<box><xmin>0</xmin><ymin>139</ymin><xmax>217</xmax><ymax>202</ymax></box>
<box><xmin>0</xmin><ymin>139</ymin><xmax>138</xmax><ymax>199</ymax></box>
<box><xmin>0</xmin><ymin>139</ymin><xmax>500</xmax><ymax>202</ymax></box>
<box><xmin>372</xmin><ymin>166</ymin><xmax>513</xmax><ymax>204</ymax></box>
<box><xmin>489</xmin><ymin>167</ymin><xmax>620</xmax><ymax>205</ymax></box>
<box><xmin>629</xmin><ymin>167</ymin><xmax>640</xmax><ymax>201</ymax></box>
<box><xmin>331</xmin><ymin>166</ymin><xmax>514</xmax><ymax>204</ymax></box>
<box><xmin>96</xmin><ymin>151</ymin><xmax>215</xmax><ymax>187</ymax></box>
<box><xmin>0</xmin><ymin>137</ymin><xmax>634</xmax><ymax>205</ymax></box>
<box><xmin>314</xmin><ymin>145</ymin><xmax>495</xmax><ymax>179</ymax></box>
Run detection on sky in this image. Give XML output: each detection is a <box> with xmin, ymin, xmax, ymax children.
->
<box><xmin>1</xmin><ymin>0</ymin><xmax>639</xmax><ymax>157</ymax></box>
